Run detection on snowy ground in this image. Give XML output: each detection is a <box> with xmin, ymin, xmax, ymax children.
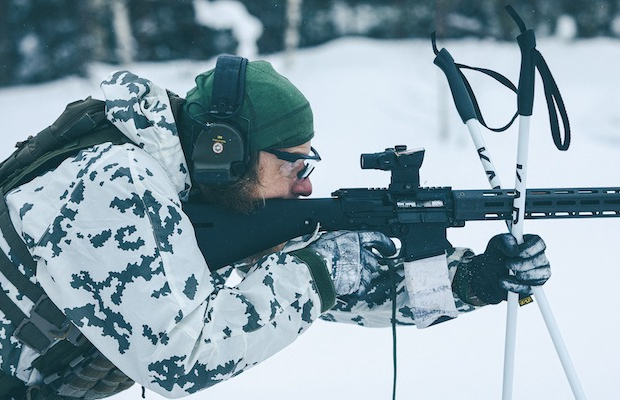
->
<box><xmin>1</xmin><ymin>37</ymin><xmax>619</xmax><ymax>399</ymax></box>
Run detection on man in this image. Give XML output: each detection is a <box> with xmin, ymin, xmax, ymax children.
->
<box><xmin>0</xmin><ymin>56</ymin><xmax>550</xmax><ymax>399</ymax></box>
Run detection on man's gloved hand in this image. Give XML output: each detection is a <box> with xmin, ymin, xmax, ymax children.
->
<box><xmin>455</xmin><ymin>233</ymin><xmax>551</xmax><ymax>305</ymax></box>
<box><xmin>306</xmin><ymin>231</ymin><xmax>397</xmax><ymax>296</ymax></box>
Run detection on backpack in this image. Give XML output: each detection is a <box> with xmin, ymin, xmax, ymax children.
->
<box><xmin>0</xmin><ymin>97</ymin><xmax>137</xmax><ymax>399</ymax></box>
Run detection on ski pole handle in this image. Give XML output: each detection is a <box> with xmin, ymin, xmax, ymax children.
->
<box><xmin>433</xmin><ymin>48</ymin><xmax>477</xmax><ymax>123</ymax></box>
<box><xmin>506</xmin><ymin>4</ymin><xmax>537</xmax><ymax>117</ymax></box>
<box><xmin>515</xmin><ymin>30</ymin><xmax>536</xmax><ymax>116</ymax></box>
<box><xmin>433</xmin><ymin>43</ymin><xmax>504</xmax><ymax>197</ymax></box>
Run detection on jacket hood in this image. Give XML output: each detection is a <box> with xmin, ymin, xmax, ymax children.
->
<box><xmin>100</xmin><ymin>70</ymin><xmax>192</xmax><ymax>200</ymax></box>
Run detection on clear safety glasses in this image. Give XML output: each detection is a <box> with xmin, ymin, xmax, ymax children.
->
<box><xmin>263</xmin><ymin>146</ymin><xmax>321</xmax><ymax>180</ymax></box>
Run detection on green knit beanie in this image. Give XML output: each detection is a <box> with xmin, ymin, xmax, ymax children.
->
<box><xmin>184</xmin><ymin>60</ymin><xmax>314</xmax><ymax>152</ymax></box>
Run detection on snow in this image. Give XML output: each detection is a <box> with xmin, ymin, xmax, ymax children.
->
<box><xmin>1</xmin><ymin>36</ymin><xmax>619</xmax><ymax>399</ymax></box>
<box><xmin>192</xmin><ymin>0</ymin><xmax>262</xmax><ymax>58</ymax></box>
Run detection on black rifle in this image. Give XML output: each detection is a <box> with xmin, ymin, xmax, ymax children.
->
<box><xmin>184</xmin><ymin>146</ymin><xmax>620</xmax><ymax>271</ymax></box>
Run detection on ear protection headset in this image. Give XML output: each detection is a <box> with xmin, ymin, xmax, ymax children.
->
<box><xmin>190</xmin><ymin>55</ymin><xmax>249</xmax><ymax>185</ymax></box>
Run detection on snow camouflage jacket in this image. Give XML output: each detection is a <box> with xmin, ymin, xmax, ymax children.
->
<box><xmin>0</xmin><ymin>71</ymin><xmax>478</xmax><ymax>397</ymax></box>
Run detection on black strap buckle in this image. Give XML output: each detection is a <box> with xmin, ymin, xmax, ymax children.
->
<box><xmin>14</xmin><ymin>295</ymin><xmax>83</xmax><ymax>354</ymax></box>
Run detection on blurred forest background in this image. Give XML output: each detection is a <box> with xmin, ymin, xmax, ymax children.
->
<box><xmin>1</xmin><ymin>0</ymin><xmax>619</xmax><ymax>87</ymax></box>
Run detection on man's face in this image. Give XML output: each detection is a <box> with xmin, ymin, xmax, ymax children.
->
<box><xmin>254</xmin><ymin>142</ymin><xmax>314</xmax><ymax>200</ymax></box>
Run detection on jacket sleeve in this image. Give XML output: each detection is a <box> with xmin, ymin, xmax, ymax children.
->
<box><xmin>7</xmin><ymin>143</ymin><xmax>332</xmax><ymax>398</ymax></box>
<box><xmin>320</xmin><ymin>247</ymin><xmax>482</xmax><ymax>327</ymax></box>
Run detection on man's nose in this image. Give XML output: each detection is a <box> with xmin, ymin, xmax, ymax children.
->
<box><xmin>292</xmin><ymin>177</ymin><xmax>312</xmax><ymax>197</ymax></box>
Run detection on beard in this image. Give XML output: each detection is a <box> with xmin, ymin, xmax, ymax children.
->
<box><xmin>196</xmin><ymin>153</ymin><xmax>264</xmax><ymax>214</ymax></box>
<box><xmin>198</xmin><ymin>177</ymin><xmax>263</xmax><ymax>214</ymax></box>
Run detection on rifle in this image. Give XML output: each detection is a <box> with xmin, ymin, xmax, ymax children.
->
<box><xmin>183</xmin><ymin>145</ymin><xmax>620</xmax><ymax>271</ymax></box>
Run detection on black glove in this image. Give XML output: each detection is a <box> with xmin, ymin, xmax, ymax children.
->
<box><xmin>305</xmin><ymin>231</ymin><xmax>397</xmax><ymax>296</ymax></box>
<box><xmin>455</xmin><ymin>233</ymin><xmax>551</xmax><ymax>305</ymax></box>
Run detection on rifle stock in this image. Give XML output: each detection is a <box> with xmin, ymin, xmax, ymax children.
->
<box><xmin>183</xmin><ymin>147</ymin><xmax>620</xmax><ymax>271</ymax></box>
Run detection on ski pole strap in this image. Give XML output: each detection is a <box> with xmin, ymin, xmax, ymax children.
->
<box><xmin>532</xmin><ymin>50</ymin><xmax>571</xmax><ymax>150</ymax></box>
<box><xmin>455</xmin><ymin>63</ymin><xmax>518</xmax><ymax>132</ymax></box>
<box><xmin>506</xmin><ymin>4</ymin><xmax>571</xmax><ymax>150</ymax></box>
<box><xmin>432</xmin><ymin>25</ymin><xmax>571</xmax><ymax>150</ymax></box>
<box><xmin>431</xmin><ymin>32</ymin><xmax>518</xmax><ymax>132</ymax></box>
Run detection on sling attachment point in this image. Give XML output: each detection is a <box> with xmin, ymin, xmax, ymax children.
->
<box><xmin>14</xmin><ymin>294</ymin><xmax>84</xmax><ymax>354</ymax></box>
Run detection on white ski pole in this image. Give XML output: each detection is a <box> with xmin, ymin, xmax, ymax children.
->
<box><xmin>503</xmin><ymin>114</ymin><xmax>529</xmax><ymax>400</ymax></box>
<box><xmin>507</xmin><ymin>6</ymin><xmax>586</xmax><ymax>398</ymax></box>
<box><xmin>433</xmin><ymin>31</ymin><xmax>586</xmax><ymax>398</ymax></box>
<box><xmin>433</xmin><ymin>46</ymin><xmax>519</xmax><ymax>396</ymax></box>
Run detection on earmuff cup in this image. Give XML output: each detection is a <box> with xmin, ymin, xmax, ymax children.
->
<box><xmin>191</xmin><ymin>55</ymin><xmax>249</xmax><ymax>185</ymax></box>
<box><xmin>191</xmin><ymin>122</ymin><xmax>246</xmax><ymax>184</ymax></box>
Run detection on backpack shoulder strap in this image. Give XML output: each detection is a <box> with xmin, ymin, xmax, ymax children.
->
<box><xmin>0</xmin><ymin>97</ymin><xmax>135</xmax><ymax>399</ymax></box>
<box><xmin>0</xmin><ymin>91</ymin><xmax>190</xmax><ymax>399</ymax></box>
<box><xmin>0</xmin><ymin>97</ymin><xmax>106</xmax><ymax>183</ymax></box>
<box><xmin>1</xmin><ymin>98</ymin><xmax>130</xmax><ymax>193</ymax></box>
